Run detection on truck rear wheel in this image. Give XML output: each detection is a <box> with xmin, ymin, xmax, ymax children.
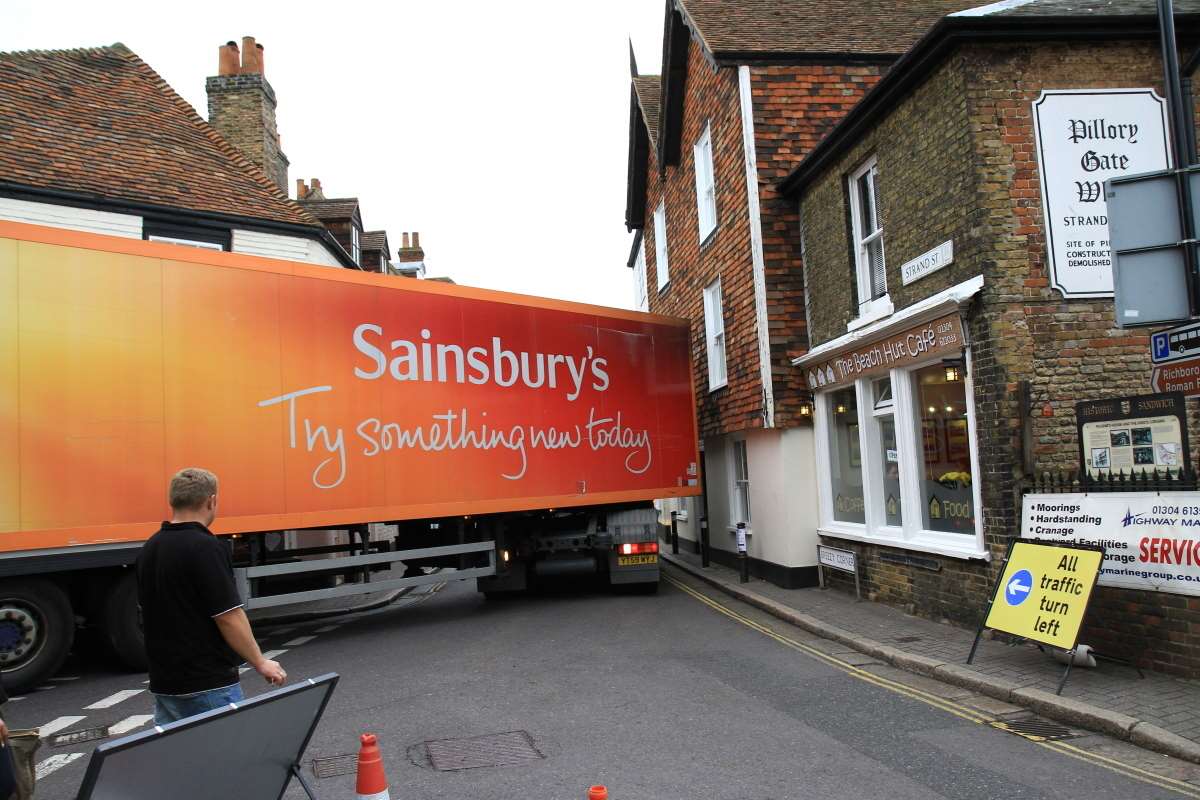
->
<box><xmin>100</xmin><ymin>571</ymin><xmax>147</xmax><ymax>671</ymax></box>
<box><xmin>0</xmin><ymin>578</ymin><xmax>74</xmax><ymax>693</ymax></box>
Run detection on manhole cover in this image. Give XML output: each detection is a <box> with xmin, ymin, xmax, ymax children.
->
<box><xmin>424</xmin><ymin>730</ymin><xmax>544</xmax><ymax>771</ymax></box>
<box><xmin>991</xmin><ymin>716</ymin><xmax>1077</xmax><ymax>742</ymax></box>
<box><xmin>311</xmin><ymin>753</ymin><xmax>358</xmax><ymax>778</ymax></box>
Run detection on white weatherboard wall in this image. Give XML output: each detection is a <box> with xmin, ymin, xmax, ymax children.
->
<box><xmin>0</xmin><ymin>197</ymin><xmax>141</xmax><ymax>238</ymax></box>
<box><xmin>232</xmin><ymin>229</ymin><xmax>342</xmax><ymax>267</ymax></box>
<box><xmin>705</xmin><ymin>429</ymin><xmax>819</xmax><ymax>570</ymax></box>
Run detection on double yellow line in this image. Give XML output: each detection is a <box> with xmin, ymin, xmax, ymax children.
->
<box><xmin>664</xmin><ymin>572</ymin><xmax>1200</xmax><ymax>798</ymax></box>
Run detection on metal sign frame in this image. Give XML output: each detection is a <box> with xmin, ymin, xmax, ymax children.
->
<box><xmin>75</xmin><ymin>673</ymin><xmax>339</xmax><ymax>800</ymax></box>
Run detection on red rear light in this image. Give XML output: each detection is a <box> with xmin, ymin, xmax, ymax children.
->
<box><xmin>619</xmin><ymin>542</ymin><xmax>659</xmax><ymax>555</ymax></box>
<box><xmin>621</xmin><ymin>543</ymin><xmax>633</xmax><ymax>555</ymax></box>
<box><xmin>645</xmin><ymin>541</ymin><xmax>658</xmax><ymax>554</ymax></box>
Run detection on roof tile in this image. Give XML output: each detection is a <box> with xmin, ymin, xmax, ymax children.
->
<box><xmin>0</xmin><ymin>44</ymin><xmax>318</xmax><ymax>227</ymax></box>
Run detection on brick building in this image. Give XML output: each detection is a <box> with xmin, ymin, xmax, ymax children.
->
<box><xmin>625</xmin><ymin>0</ymin><xmax>966</xmax><ymax>586</ymax></box>
<box><xmin>782</xmin><ymin>0</ymin><xmax>1200</xmax><ymax>676</ymax></box>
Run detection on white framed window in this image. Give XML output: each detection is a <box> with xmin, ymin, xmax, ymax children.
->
<box><xmin>847</xmin><ymin>159</ymin><xmax>891</xmax><ymax>325</ymax></box>
<box><xmin>693</xmin><ymin>123</ymin><xmax>717</xmax><ymax>242</ymax></box>
<box><xmin>654</xmin><ymin>200</ymin><xmax>670</xmax><ymax>290</ymax></box>
<box><xmin>703</xmin><ymin>278</ymin><xmax>727</xmax><ymax>390</ymax></box>
<box><xmin>730</xmin><ymin>438</ymin><xmax>751</xmax><ymax>526</ymax></box>
<box><xmin>813</xmin><ymin>355</ymin><xmax>985</xmax><ymax>559</ymax></box>
<box><xmin>351</xmin><ymin>226</ymin><xmax>361</xmax><ymax>265</ymax></box>
<box><xmin>633</xmin><ymin>238</ymin><xmax>649</xmax><ymax>311</ymax></box>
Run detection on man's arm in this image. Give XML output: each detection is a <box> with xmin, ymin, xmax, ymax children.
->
<box><xmin>213</xmin><ymin>607</ymin><xmax>286</xmax><ymax>686</ymax></box>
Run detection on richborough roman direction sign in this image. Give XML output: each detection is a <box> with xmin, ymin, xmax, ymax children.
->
<box><xmin>805</xmin><ymin>313</ymin><xmax>964</xmax><ymax>391</ymax></box>
<box><xmin>1023</xmin><ymin>493</ymin><xmax>1200</xmax><ymax>597</ymax></box>
<box><xmin>1033</xmin><ymin>89</ymin><xmax>1171</xmax><ymax>298</ymax></box>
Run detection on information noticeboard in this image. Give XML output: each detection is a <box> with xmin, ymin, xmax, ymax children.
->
<box><xmin>1075</xmin><ymin>392</ymin><xmax>1188</xmax><ymax>477</ymax></box>
<box><xmin>983</xmin><ymin>540</ymin><xmax>1104</xmax><ymax>651</ymax></box>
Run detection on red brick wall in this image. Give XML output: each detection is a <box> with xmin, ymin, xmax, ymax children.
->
<box><xmin>749</xmin><ymin>65</ymin><xmax>885</xmax><ymax>428</ymax></box>
<box><xmin>641</xmin><ymin>40</ymin><xmax>760</xmax><ymax>439</ymax></box>
<box><xmin>636</xmin><ymin>43</ymin><xmax>891</xmax><ymax>439</ymax></box>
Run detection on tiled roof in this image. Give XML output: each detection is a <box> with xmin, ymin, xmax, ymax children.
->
<box><xmin>299</xmin><ymin>198</ymin><xmax>360</xmax><ymax>221</ymax></box>
<box><xmin>678</xmin><ymin>0</ymin><xmax>974</xmax><ymax>57</ymax></box>
<box><xmin>0</xmin><ymin>44</ymin><xmax>319</xmax><ymax>227</ymax></box>
<box><xmin>361</xmin><ymin>230</ymin><xmax>388</xmax><ymax>253</ymax></box>
<box><xmin>633</xmin><ymin>76</ymin><xmax>661</xmax><ymax>148</ymax></box>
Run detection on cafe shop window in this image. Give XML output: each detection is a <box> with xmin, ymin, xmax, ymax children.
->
<box><xmin>815</xmin><ymin>356</ymin><xmax>982</xmax><ymax>556</ymax></box>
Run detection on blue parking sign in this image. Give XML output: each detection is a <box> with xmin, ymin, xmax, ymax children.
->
<box><xmin>1153</xmin><ymin>332</ymin><xmax>1170</xmax><ymax>362</ymax></box>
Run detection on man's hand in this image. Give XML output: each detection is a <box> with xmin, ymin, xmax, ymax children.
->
<box><xmin>255</xmin><ymin>658</ymin><xmax>287</xmax><ymax>686</ymax></box>
<box><xmin>0</xmin><ymin>717</ymin><xmax>9</xmax><ymax>746</ymax></box>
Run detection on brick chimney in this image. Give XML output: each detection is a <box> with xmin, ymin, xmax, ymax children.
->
<box><xmin>295</xmin><ymin>178</ymin><xmax>326</xmax><ymax>201</ymax></box>
<box><xmin>206</xmin><ymin>36</ymin><xmax>289</xmax><ymax>193</ymax></box>
<box><xmin>392</xmin><ymin>232</ymin><xmax>426</xmax><ymax>278</ymax></box>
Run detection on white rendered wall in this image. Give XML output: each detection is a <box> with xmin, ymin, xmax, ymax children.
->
<box><xmin>232</xmin><ymin>228</ymin><xmax>342</xmax><ymax>267</ymax></box>
<box><xmin>0</xmin><ymin>197</ymin><xmax>141</xmax><ymax>238</ymax></box>
<box><xmin>703</xmin><ymin>428</ymin><xmax>819</xmax><ymax>569</ymax></box>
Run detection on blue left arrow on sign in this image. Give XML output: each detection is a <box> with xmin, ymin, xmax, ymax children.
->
<box><xmin>1005</xmin><ymin>569</ymin><xmax>1033</xmax><ymax>606</ymax></box>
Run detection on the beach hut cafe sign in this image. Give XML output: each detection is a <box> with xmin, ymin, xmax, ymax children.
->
<box><xmin>806</xmin><ymin>313</ymin><xmax>965</xmax><ymax>391</ymax></box>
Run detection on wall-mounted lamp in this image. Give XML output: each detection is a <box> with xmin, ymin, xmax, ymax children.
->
<box><xmin>835</xmin><ymin>403</ymin><xmax>847</xmax><ymax>414</ymax></box>
<box><xmin>942</xmin><ymin>357</ymin><xmax>966</xmax><ymax>382</ymax></box>
<box><xmin>799</xmin><ymin>402</ymin><xmax>813</xmax><ymax>417</ymax></box>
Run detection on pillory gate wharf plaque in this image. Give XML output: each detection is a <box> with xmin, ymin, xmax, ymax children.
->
<box><xmin>805</xmin><ymin>313</ymin><xmax>965</xmax><ymax>391</ymax></box>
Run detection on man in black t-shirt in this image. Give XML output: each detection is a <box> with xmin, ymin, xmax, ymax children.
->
<box><xmin>137</xmin><ymin>468</ymin><xmax>286</xmax><ymax>724</ymax></box>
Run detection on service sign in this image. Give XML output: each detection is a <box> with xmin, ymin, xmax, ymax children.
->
<box><xmin>1032</xmin><ymin>89</ymin><xmax>1171</xmax><ymax>298</ymax></box>
<box><xmin>984</xmin><ymin>540</ymin><xmax>1103</xmax><ymax>651</ymax></box>
<box><xmin>1023</xmin><ymin>493</ymin><xmax>1200</xmax><ymax>596</ymax></box>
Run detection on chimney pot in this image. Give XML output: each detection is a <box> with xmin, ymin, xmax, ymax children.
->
<box><xmin>412</xmin><ymin>232</ymin><xmax>420</xmax><ymax>248</ymax></box>
<box><xmin>255</xmin><ymin>43</ymin><xmax>265</xmax><ymax>77</ymax></box>
<box><xmin>240</xmin><ymin>36</ymin><xmax>260</xmax><ymax>74</ymax></box>
<box><xmin>296</xmin><ymin>179</ymin><xmax>307</xmax><ymax>200</ymax></box>
<box><xmin>402</xmin><ymin>233</ymin><xmax>410</xmax><ymax>248</ymax></box>
<box><xmin>311</xmin><ymin>178</ymin><xmax>321</xmax><ymax>190</ymax></box>
<box><xmin>218</xmin><ymin>41</ymin><xmax>239</xmax><ymax>76</ymax></box>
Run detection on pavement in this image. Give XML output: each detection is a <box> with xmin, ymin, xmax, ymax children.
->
<box><xmin>662</xmin><ymin>546</ymin><xmax>1200</xmax><ymax>765</ymax></box>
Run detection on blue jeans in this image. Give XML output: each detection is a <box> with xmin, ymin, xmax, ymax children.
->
<box><xmin>153</xmin><ymin>683</ymin><xmax>244</xmax><ymax>725</ymax></box>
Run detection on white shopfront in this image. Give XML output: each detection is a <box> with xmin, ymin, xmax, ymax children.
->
<box><xmin>795</xmin><ymin>277</ymin><xmax>988</xmax><ymax>560</ymax></box>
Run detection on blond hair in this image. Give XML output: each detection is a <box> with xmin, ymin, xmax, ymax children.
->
<box><xmin>169</xmin><ymin>467</ymin><xmax>218</xmax><ymax>510</ymax></box>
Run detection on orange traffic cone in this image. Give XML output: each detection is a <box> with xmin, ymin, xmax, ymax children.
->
<box><xmin>356</xmin><ymin>733</ymin><xmax>390</xmax><ymax>800</ymax></box>
<box><xmin>588</xmin><ymin>786</ymin><xmax>608</xmax><ymax>800</ymax></box>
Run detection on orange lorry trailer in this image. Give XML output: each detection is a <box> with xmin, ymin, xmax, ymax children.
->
<box><xmin>0</xmin><ymin>221</ymin><xmax>700</xmax><ymax>691</ymax></box>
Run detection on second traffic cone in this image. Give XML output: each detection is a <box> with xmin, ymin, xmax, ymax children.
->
<box><xmin>588</xmin><ymin>786</ymin><xmax>608</xmax><ymax>800</ymax></box>
<box><xmin>356</xmin><ymin>733</ymin><xmax>390</xmax><ymax>800</ymax></box>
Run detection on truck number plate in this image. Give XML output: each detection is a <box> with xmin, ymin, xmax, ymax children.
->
<box><xmin>617</xmin><ymin>554</ymin><xmax>658</xmax><ymax>566</ymax></box>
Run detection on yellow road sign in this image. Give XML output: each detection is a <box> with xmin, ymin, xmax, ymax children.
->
<box><xmin>984</xmin><ymin>541</ymin><xmax>1104</xmax><ymax>650</ymax></box>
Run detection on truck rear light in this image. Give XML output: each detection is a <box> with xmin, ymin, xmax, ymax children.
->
<box><xmin>619</xmin><ymin>542</ymin><xmax>659</xmax><ymax>555</ymax></box>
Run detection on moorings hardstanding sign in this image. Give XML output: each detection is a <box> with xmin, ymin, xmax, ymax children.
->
<box><xmin>1032</xmin><ymin>89</ymin><xmax>1171</xmax><ymax>299</ymax></box>
<box><xmin>1022</xmin><ymin>493</ymin><xmax>1200</xmax><ymax>596</ymax></box>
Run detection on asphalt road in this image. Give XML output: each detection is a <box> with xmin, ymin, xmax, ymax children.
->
<box><xmin>8</xmin><ymin>565</ymin><xmax>1200</xmax><ymax>800</ymax></box>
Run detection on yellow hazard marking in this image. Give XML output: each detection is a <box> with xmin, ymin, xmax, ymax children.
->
<box><xmin>663</xmin><ymin>571</ymin><xmax>1200</xmax><ymax>799</ymax></box>
<box><xmin>984</xmin><ymin>541</ymin><xmax>1103</xmax><ymax>651</ymax></box>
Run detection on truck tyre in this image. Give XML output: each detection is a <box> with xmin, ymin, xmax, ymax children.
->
<box><xmin>0</xmin><ymin>578</ymin><xmax>74</xmax><ymax>693</ymax></box>
<box><xmin>100</xmin><ymin>572</ymin><xmax>147</xmax><ymax>671</ymax></box>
